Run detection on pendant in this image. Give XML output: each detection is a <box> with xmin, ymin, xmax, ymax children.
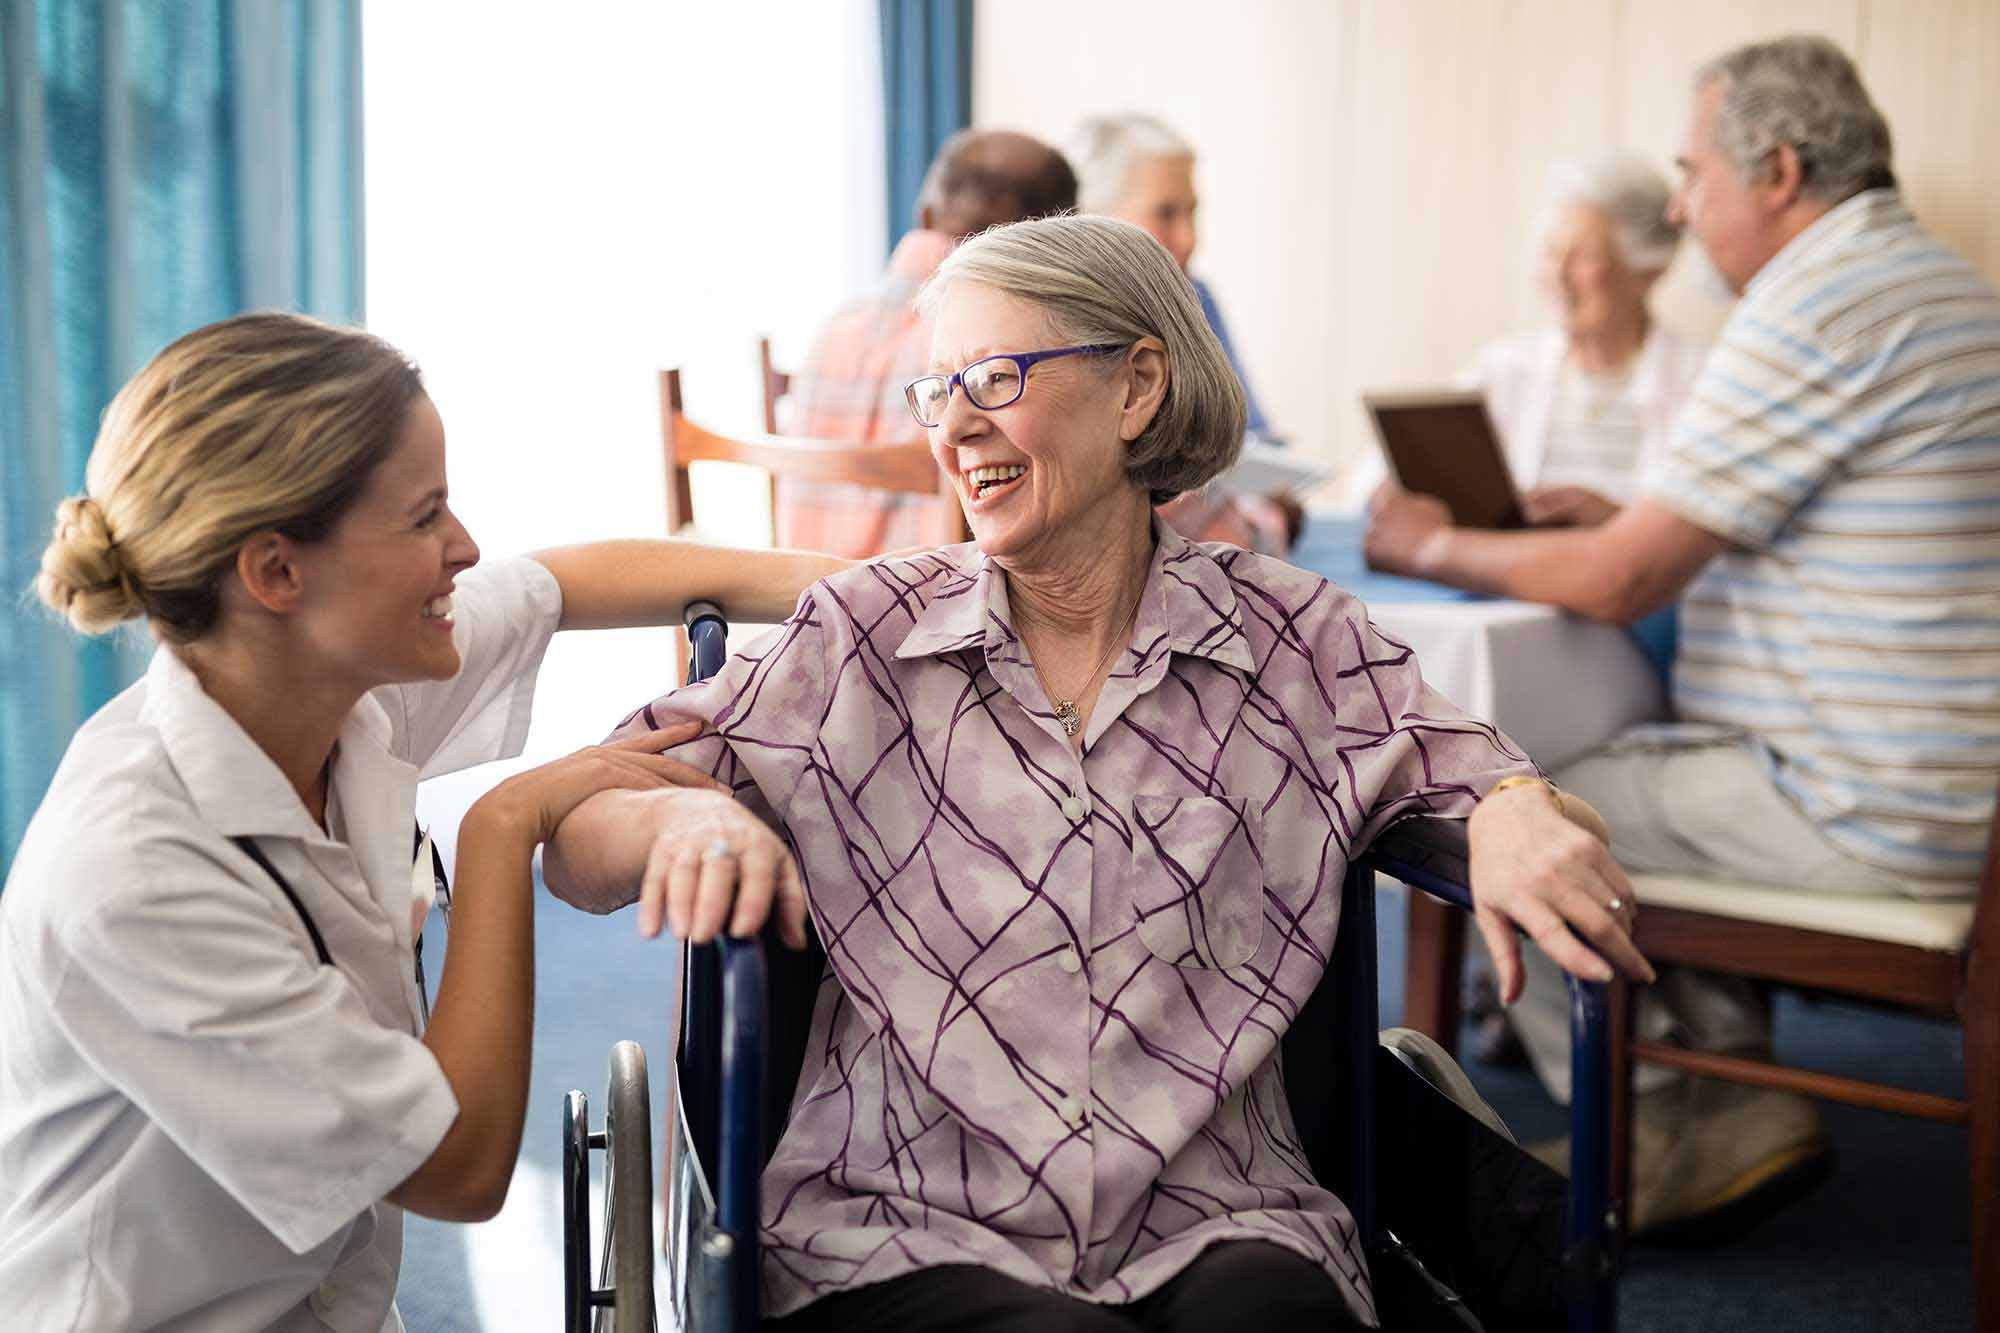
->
<box><xmin>1053</xmin><ymin>699</ymin><xmax>1081</xmax><ymax>737</ymax></box>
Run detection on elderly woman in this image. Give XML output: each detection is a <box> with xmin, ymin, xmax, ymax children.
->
<box><xmin>1069</xmin><ymin>112</ymin><xmax>1298</xmax><ymax>556</ymax></box>
<box><xmin>1372</xmin><ymin>154</ymin><xmax>1706</xmax><ymax>534</ymax></box>
<box><xmin>548</xmin><ymin>217</ymin><xmax>1651</xmax><ymax>1332</ymax></box>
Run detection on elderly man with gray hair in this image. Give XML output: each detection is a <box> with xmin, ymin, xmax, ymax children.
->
<box><xmin>775</xmin><ymin>128</ymin><xmax>1077</xmax><ymax>557</ymax></box>
<box><xmin>1367</xmin><ymin>35</ymin><xmax>2000</xmax><ymax>1237</ymax></box>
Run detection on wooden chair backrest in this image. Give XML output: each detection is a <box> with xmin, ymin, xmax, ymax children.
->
<box><xmin>757</xmin><ymin>337</ymin><xmax>791</xmax><ymax>436</ymax></box>
<box><xmin>658</xmin><ymin>368</ymin><xmax>964</xmax><ymax>546</ymax></box>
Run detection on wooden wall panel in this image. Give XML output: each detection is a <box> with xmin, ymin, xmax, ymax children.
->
<box><xmin>972</xmin><ymin>0</ymin><xmax>1349</xmax><ymax>470</ymax></box>
<box><xmin>1859</xmin><ymin>0</ymin><xmax>2000</xmax><ymax>280</ymax></box>
<box><xmin>1340</xmin><ymin>0</ymin><xmax>1620</xmax><ymax>447</ymax></box>
<box><xmin>972</xmin><ymin>0</ymin><xmax>1995</xmax><ymax>480</ymax></box>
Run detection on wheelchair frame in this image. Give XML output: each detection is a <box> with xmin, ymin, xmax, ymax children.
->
<box><xmin>568</xmin><ymin>601</ymin><xmax>1620</xmax><ymax>1333</ymax></box>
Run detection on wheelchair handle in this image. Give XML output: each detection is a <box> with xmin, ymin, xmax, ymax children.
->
<box><xmin>685</xmin><ymin>601</ymin><xmax>729</xmax><ymax>685</ymax></box>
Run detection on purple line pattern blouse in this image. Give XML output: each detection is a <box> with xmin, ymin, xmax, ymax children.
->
<box><xmin>610</xmin><ymin>525</ymin><xmax>1532</xmax><ymax>1323</ymax></box>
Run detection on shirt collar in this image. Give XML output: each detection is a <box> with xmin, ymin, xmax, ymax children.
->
<box><xmin>894</xmin><ymin>522</ymin><xmax>1256</xmax><ymax>675</ymax></box>
<box><xmin>140</xmin><ymin>646</ymin><xmax>409</xmax><ymax>844</ymax></box>
<box><xmin>1745</xmin><ymin>188</ymin><xmax>1908</xmax><ymax>300</ymax></box>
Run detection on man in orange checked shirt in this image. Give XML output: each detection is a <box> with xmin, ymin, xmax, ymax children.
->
<box><xmin>780</xmin><ymin>128</ymin><xmax>1299</xmax><ymax>559</ymax></box>
<box><xmin>774</xmin><ymin>129</ymin><xmax>1078</xmax><ymax>557</ymax></box>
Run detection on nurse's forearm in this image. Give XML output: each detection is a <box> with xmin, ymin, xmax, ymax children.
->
<box><xmin>531</xmin><ymin>539</ymin><xmax>848</xmax><ymax>630</ymax></box>
<box><xmin>388</xmin><ymin>812</ymin><xmax>537</xmax><ymax>1222</ymax></box>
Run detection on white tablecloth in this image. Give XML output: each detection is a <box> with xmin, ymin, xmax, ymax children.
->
<box><xmin>1369</xmin><ymin>600</ymin><xmax>1666</xmax><ymax>772</ymax></box>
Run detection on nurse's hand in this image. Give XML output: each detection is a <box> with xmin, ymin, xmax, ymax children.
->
<box><xmin>471</xmin><ymin>722</ymin><xmax>728</xmax><ymax>847</ymax></box>
<box><xmin>632</xmin><ymin>789</ymin><xmax>808</xmax><ymax>950</ymax></box>
<box><xmin>1466</xmin><ymin>779</ymin><xmax>1655</xmax><ymax>1004</ymax></box>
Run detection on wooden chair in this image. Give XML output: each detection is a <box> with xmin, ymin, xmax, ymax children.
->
<box><xmin>756</xmin><ymin>336</ymin><xmax>790</xmax><ymax>436</ymax></box>
<box><xmin>1402</xmin><ymin>795</ymin><xmax>2000</xmax><ymax>1328</ymax></box>
<box><xmin>658</xmin><ymin>367</ymin><xmax>965</xmax><ymax>549</ymax></box>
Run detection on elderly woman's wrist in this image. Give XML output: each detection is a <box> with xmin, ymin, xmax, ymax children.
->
<box><xmin>1471</xmin><ymin>775</ymin><xmax>1561</xmax><ymax>827</ymax></box>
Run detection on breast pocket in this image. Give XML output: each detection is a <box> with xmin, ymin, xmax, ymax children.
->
<box><xmin>1129</xmin><ymin>795</ymin><xmax>1265</xmax><ymax>970</ymax></box>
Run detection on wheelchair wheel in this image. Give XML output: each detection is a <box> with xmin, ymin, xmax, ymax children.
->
<box><xmin>561</xmin><ymin>1041</ymin><xmax>658</xmax><ymax>1333</ymax></box>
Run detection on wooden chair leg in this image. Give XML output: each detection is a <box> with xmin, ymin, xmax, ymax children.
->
<box><xmin>1966</xmin><ymin>937</ymin><xmax>2000</xmax><ymax>1330</ymax></box>
<box><xmin>1402</xmin><ymin>889</ymin><xmax>1465</xmax><ymax>1053</ymax></box>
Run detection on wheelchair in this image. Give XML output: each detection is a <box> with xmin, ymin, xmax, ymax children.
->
<box><xmin>562</xmin><ymin>601</ymin><xmax>1621</xmax><ymax>1332</ymax></box>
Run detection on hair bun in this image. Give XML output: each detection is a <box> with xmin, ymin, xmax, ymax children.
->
<box><xmin>37</xmin><ymin>495</ymin><xmax>143</xmax><ymax>634</ymax></box>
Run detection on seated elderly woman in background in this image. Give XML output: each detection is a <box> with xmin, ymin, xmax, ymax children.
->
<box><xmin>546</xmin><ymin>216</ymin><xmax>1652</xmax><ymax>1333</ymax></box>
<box><xmin>1452</xmin><ymin>153</ymin><xmax>1705</xmax><ymax>527</ymax></box>
<box><xmin>1070</xmin><ymin>111</ymin><xmax>1301</xmax><ymax>556</ymax></box>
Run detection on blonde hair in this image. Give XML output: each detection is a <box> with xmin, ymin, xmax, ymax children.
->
<box><xmin>36</xmin><ymin>312</ymin><xmax>424</xmax><ymax>642</ymax></box>
<box><xmin>918</xmin><ymin>215</ymin><xmax>1245</xmax><ymax>503</ymax></box>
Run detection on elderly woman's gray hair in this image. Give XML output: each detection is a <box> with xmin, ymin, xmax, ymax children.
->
<box><xmin>1547</xmin><ymin>153</ymin><xmax>1681</xmax><ymax>272</ymax></box>
<box><xmin>1697</xmin><ymin>35</ymin><xmax>1894</xmax><ymax>202</ymax></box>
<box><xmin>1066</xmin><ymin>114</ymin><xmax>1195</xmax><ymax>215</ymax></box>
<box><xmin>920</xmin><ymin>215</ymin><xmax>1246</xmax><ymax>504</ymax></box>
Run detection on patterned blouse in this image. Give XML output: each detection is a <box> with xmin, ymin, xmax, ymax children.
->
<box><xmin>610</xmin><ymin>525</ymin><xmax>1531</xmax><ymax>1323</ymax></box>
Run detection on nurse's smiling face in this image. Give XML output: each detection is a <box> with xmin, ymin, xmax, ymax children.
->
<box><xmin>924</xmin><ymin>281</ymin><xmax>1156</xmax><ymax>568</ymax></box>
<box><xmin>292</xmin><ymin>394</ymin><xmax>481</xmax><ymax>690</ymax></box>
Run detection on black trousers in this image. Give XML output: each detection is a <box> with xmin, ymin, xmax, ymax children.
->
<box><xmin>764</xmin><ymin>1240</ymin><xmax>1369</xmax><ymax>1333</ymax></box>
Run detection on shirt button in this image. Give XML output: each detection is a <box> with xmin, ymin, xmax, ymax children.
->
<box><xmin>1057</xmin><ymin>946</ymin><xmax>1082</xmax><ymax>974</ymax></box>
<box><xmin>1058</xmin><ymin>1093</ymin><xmax>1085</xmax><ymax>1122</ymax></box>
<box><xmin>1061</xmin><ymin>793</ymin><xmax>1087</xmax><ymax>822</ymax></box>
<box><xmin>312</xmin><ymin>1282</ymin><xmax>339</xmax><ymax>1312</ymax></box>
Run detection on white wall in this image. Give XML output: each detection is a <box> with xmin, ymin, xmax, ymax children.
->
<box><xmin>365</xmin><ymin>0</ymin><xmax>883</xmax><ymax>757</ymax></box>
<box><xmin>975</xmin><ymin>0</ymin><xmax>2000</xmax><ymax>492</ymax></box>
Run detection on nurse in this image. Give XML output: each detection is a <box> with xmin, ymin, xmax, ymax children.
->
<box><xmin>0</xmin><ymin>312</ymin><xmax>841</xmax><ymax>1331</ymax></box>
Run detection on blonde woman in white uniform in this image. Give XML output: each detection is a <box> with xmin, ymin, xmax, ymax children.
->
<box><xmin>0</xmin><ymin>313</ymin><xmax>843</xmax><ymax>1331</ymax></box>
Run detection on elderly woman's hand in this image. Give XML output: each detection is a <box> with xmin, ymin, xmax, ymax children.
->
<box><xmin>1362</xmin><ymin>482</ymin><xmax>1453</xmax><ymax>576</ymax></box>
<box><xmin>634</xmin><ymin>788</ymin><xmax>809</xmax><ymax>949</ymax></box>
<box><xmin>1465</xmin><ymin>781</ymin><xmax>1655</xmax><ymax>1004</ymax></box>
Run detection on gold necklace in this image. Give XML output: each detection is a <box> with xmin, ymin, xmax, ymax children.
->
<box><xmin>1027</xmin><ymin>594</ymin><xmax>1142</xmax><ymax>739</ymax></box>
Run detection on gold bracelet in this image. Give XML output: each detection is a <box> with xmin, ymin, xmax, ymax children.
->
<box><xmin>1487</xmin><ymin>774</ymin><xmax>1559</xmax><ymax>803</ymax></box>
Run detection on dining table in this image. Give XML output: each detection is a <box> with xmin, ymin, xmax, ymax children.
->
<box><xmin>1289</xmin><ymin>515</ymin><xmax>1669</xmax><ymax>773</ymax></box>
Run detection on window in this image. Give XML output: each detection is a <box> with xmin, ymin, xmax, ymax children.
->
<box><xmin>367</xmin><ymin>0</ymin><xmax>882</xmax><ymax>754</ymax></box>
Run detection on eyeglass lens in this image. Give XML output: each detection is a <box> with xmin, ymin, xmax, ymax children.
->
<box><xmin>910</xmin><ymin>357</ymin><xmax>1029</xmax><ymax>426</ymax></box>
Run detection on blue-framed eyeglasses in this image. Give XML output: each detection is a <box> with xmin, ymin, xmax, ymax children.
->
<box><xmin>904</xmin><ymin>343</ymin><xmax>1128</xmax><ymax>427</ymax></box>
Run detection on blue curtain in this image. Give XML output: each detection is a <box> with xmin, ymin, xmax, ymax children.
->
<box><xmin>878</xmin><ymin>0</ymin><xmax>971</xmax><ymax>254</ymax></box>
<box><xmin>0</xmin><ymin>0</ymin><xmax>363</xmax><ymax>868</ymax></box>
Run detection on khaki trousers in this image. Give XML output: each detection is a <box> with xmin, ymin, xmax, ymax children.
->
<box><xmin>1506</xmin><ymin>724</ymin><xmax>1920</xmax><ymax>1104</ymax></box>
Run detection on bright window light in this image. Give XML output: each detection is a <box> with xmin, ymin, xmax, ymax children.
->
<box><xmin>365</xmin><ymin>1</ymin><xmax>883</xmax><ymax>758</ymax></box>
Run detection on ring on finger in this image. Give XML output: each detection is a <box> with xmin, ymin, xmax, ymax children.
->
<box><xmin>701</xmin><ymin>838</ymin><xmax>734</xmax><ymax>861</ymax></box>
<box><xmin>1606</xmin><ymin>896</ymin><xmax>1626</xmax><ymax>913</ymax></box>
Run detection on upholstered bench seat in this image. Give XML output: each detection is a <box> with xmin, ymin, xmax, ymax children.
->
<box><xmin>1630</xmin><ymin>873</ymin><xmax>1978</xmax><ymax>953</ymax></box>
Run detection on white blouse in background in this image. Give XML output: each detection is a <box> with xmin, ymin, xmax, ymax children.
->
<box><xmin>1460</xmin><ymin>323</ymin><xmax>1709</xmax><ymax>501</ymax></box>
<box><xmin>0</xmin><ymin>556</ymin><xmax>562</xmax><ymax>1332</ymax></box>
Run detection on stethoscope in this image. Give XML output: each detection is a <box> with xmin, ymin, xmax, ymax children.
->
<box><xmin>231</xmin><ymin>827</ymin><xmax>452</xmax><ymax>1029</ymax></box>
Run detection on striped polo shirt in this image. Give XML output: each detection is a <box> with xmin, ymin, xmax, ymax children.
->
<box><xmin>1651</xmin><ymin>190</ymin><xmax>2000</xmax><ymax>891</ymax></box>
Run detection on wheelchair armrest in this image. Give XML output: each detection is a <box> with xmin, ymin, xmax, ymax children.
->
<box><xmin>1364</xmin><ymin>817</ymin><xmax>1471</xmax><ymax>910</ymax></box>
<box><xmin>1358</xmin><ymin>815</ymin><xmax>1619</xmax><ymax>1329</ymax></box>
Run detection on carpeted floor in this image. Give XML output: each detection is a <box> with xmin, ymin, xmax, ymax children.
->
<box><xmin>397</xmin><ymin>808</ymin><xmax>1975</xmax><ymax>1331</ymax></box>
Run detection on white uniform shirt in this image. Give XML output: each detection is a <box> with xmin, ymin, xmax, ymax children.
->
<box><xmin>0</xmin><ymin>556</ymin><xmax>563</xmax><ymax>1332</ymax></box>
